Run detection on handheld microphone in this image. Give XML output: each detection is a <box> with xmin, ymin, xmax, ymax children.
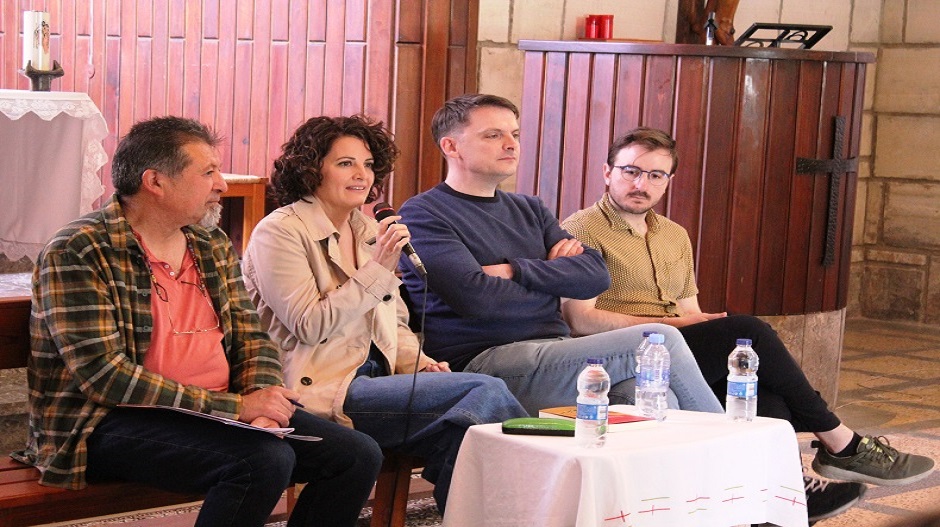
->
<box><xmin>373</xmin><ymin>202</ymin><xmax>428</xmax><ymax>278</ymax></box>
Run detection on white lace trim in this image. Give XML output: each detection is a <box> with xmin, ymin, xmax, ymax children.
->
<box><xmin>0</xmin><ymin>90</ymin><xmax>108</xmax><ymax>262</ymax></box>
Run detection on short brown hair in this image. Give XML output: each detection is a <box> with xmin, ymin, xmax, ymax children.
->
<box><xmin>431</xmin><ymin>94</ymin><xmax>519</xmax><ymax>146</ymax></box>
<box><xmin>112</xmin><ymin>116</ymin><xmax>222</xmax><ymax>197</ymax></box>
<box><xmin>607</xmin><ymin>127</ymin><xmax>679</xmax><ymax>174</ymax></box>
<box><xmin>271</xmin><ymin>115</ymin><xmax>400</xmax><ymax>206</ymax></box>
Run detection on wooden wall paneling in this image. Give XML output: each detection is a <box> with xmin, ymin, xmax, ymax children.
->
<box><xmin>391</xmin><ymin>44</ymin><xmax>423</xmax><ymax>208</ymax></box>
<box><xmin>517</xmin><ymin>50</ymin><xmax>546</xmax><ymax>197</ymax></box>
<box><xmin>804</xmin><ymin>63</ymin><xmax>843</xmax><ymax>313</ymax></box>
<box><xmin>341</xmin><ymin>0</ymin><xmax>367</xmax><ymax>116</ymax></box>
<box><xmin>535</xmin><ymin>52</ymin><xmax>568</xmax><ymax>213</ymax></box>
<box><xmin>247</xmin><ymin>0</ymin><xmax>272</xmax><ymax>177</ymax></box>
<box><xmin>0</xmin><ymin>0</ymin><xmax>479</xmax><ymax>216</ymax></box>
<box><xmin>416</xmin><ymin>0</ymin><xmax>450</xmax><ymax>193</ymax></box>
<box><xmin>824</xmin><ymin>62</ymin><xmax>859</xmax><ymax>310</ymax></box>
<box><xmin>725</xmin><ymin>58</ymin><xmax>771</xmax><ymax>314</ymax></box>
<box><xmin>267</xmin><ymin>40</ymin><xmax>289</xmax><ymax>168</ymax></box>
<box><xmin>582</xmin><ymin>53</ymin><xmax>617</xmax><ymax>210</ymax></box>
<box><xmin>641</xmin><ymin>55</ymin><xmax>676</xmax><ymax>133</ymax></box>
<box><xmin>342</xmin><ymin>43</ymin><xmax>366</xmax><ymax>116</ymax></box>
<box><xmin>215</xmin><ymin>3</ymin><xmax>237</xmax><ymax>172</ymax></box>
<box><xmin>694</xmin><ymin>57</ymin><xmax>740</xmax><ymax>313</ymax></box>
<box><xmin>461</xmin><ymin>0</ymin><xmax>479</xmax><ymax>94</ymax></box>
<box><xmin>322</xmin><ymin>0</ymin><xmax>345</xmax><ymax>117</ymax></box>
<box><xmin>57</xmin><ymin>0</ymin><xmax>73</xmax><ymax>92</ymax></box>
<box><xmin>149</xmin><ymin>2</ymin><xmax>169</xmax><ymax>118</ymax></box>
<box><xmin>782</xmin><ymin>60</ymin><xmax>823</xmax><ymax>314</ymax></box>
<box><xmin>837</xmin><ymin>65</ymin><xmax>866</xmax><ymax>308</ymax></box>
<box><xmin>753</xmin><ymin>59</ymin><xmax>800</xmax><ymax>315</ymax></box>
<box><xmin>668</xmin><ymin>55</ymin><xmax>709</xmax><ymax>243</ymax></box>
<box><xmin>166</xmin><ymin>16</ymin><xmax>185</xmax><ymax>118</ymax></box>
<box><xmin>182</xmin><ymin>1</ymin><xmax>204</xmax><ymax>120</ymax></box>
<box><xmin>116</xmin><ymin>1</ymin><xmax>135</xmax><ymax>147</ymax></box>
<box><xmin>611</xmin><ymin>55</ymin><xmax>644</xmax><ymax>142</ymax></box>
<box><xmin>558</xmin><ymin>53</ymin><xmax>590</xmax><ymax>222</ymax></box>
<box><xmin>231</xmin><ymin>39</ymin><xmax>253</xmax><ymax>173</ymax></box>
<box><xmin>364</xmin><ymin>0</ymin><xmax>393</xmax><ymax>122</ymax></box>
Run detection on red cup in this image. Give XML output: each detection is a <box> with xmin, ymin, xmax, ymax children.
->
<box><xmin>584</xmin><ymin>15</ymin><xmax>599</xmax><ymax>39</ymax></box>
<box><xmin>599</xmin><ymin>15</ymin><xmax>614</xmax><ymax>40</ymax></box>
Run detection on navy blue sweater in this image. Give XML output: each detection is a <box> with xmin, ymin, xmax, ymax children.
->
<box><xmin>399</xmin><ymin>183</ymin><xmax>611</xmax><ymax>370</ymax></box>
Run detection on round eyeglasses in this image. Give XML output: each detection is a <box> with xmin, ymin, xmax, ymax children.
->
<box><xmin>613</xmin><ymin>165</ymin><xmax>673</xmax><ymax>187</ymax></box>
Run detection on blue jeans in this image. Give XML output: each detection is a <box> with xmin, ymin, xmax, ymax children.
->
<box><xmin>464</xmin><ymin>323</ymin><xmax>724</xmax><ymax>416</ymax></box>
<box><xmin>86</xmin><ymin>406</ymin><xmax>382</xmax><ymax>527</ymax></box>
<box><xmin>344</xmin><ymin>372</ymin><xmax>527</xmax><ymax>513</ymax></box>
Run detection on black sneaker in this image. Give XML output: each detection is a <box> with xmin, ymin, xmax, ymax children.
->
<box><xmin>812</xmin><ymin>436</ymin><xmax>935</xmax><ymax>486</ymax></box>
<box><xmin>805</xmin><ymin>470</ymin><xmax>866</xmax><ymax>523</ymax></box>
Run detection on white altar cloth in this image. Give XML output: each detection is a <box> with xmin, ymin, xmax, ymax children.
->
<box><xmin>443</xmin><ymin>406</ymin><xmax>807</xmax><ymax>527</ymax></box>
<box><xmin>0</xmin><ymin>89</ymin><xmax>108</xmax><ymax>262</ymax></box>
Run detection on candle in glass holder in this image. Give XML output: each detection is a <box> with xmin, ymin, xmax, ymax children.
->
<box><xmin>22</xmin><ymin>11</ymin><xmax>51</xmax><ymax>70</ymax></box>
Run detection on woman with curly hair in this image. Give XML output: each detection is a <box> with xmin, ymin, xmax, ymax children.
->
<box><xmin>241</xmin><ymin>115</ymin><xmax>526</xmax><ymax>515</ymax></box>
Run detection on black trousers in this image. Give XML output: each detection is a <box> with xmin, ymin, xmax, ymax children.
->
<box><xmin>679</xmin><ymin>314</ymin><xmax>842</xmax><ymax>433</ymax></box>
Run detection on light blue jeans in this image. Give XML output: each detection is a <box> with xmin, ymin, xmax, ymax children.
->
<box><xmin>463</xmin><ymin>323</ymin><xmax>724</xmax><ymax>416</ymax></box>
<box><xmin>344</xmin><ymin>371</ymin><xmax>527</xmax><ymax>513</ymax></box>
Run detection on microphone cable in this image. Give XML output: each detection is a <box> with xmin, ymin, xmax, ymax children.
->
<box><xmin>400</xmin><ymin>272</ymin><xmax>429</xmax><ymax>448</ymax></box>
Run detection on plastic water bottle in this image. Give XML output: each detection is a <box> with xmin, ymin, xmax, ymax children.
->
<box><xmin>635</xmin><ymin>332</ymin><xmax>670</xmax><ymax>421</ymax></box>
<box><xmin>726</xmin><ymin>338</ymin><xmax>760</xmax><ymax>421</ymax></box>
<box><xmin>575</xmin><ymin>358</ymin><xmax>611</xmax><ymax>448</ymax></box>
<box><xmin>634</xmin><ymin>330</ymin><xmax>655</xmax><ymax>365</ymax></box>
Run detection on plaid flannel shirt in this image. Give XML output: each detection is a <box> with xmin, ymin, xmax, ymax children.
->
<box><xmin>12</xmin><ymin>195</ymin><xmax>283</xmax><ymax>489</ymax></box>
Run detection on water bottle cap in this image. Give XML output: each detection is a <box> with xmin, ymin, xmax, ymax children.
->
<box><xmin>736</xmin><ymin>338</ymin><xmax>752</xmax><ymax>346</ymax></box>
<box><xmin>642</xmin><ymin>331</ymin><xmax>654</xmax><ymax>337</ymax></box>
<box><xmin>648</xmin><ymin>333</ymin><xmax>665</xmax><ymax>344</ymax></box>
<box><xmin>586</xmin><ymin>358</ymin><xmax>604</xmax><ymax>365</ymax></box>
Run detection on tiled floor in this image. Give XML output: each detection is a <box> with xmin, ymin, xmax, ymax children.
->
<box><xmin>810</xmin><ymin>318</ymin><xmax>940</xmax><ymax>526</ymax></box>
<box><xmin>4</xmin><ymin>317</ymin><xmax>940</xmax><ymax>526</ymax></box>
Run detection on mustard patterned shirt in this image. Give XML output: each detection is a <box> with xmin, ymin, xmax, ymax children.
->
<box><xmin>562</xmin><ymin>193</ymin><xmax>698</xmax><ymax>317</ymax></box>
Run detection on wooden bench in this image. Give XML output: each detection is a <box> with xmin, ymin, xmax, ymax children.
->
<box><xmin>1</xmin><ymin>275</ymin><xmax>426</xmax><ymax>526</ymax></box>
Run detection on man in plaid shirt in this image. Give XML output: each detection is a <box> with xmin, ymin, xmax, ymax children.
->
<box><xmin>13</xmin><ymin>116</ymin><xmax>383</xmax><ymax>527</ymax></box>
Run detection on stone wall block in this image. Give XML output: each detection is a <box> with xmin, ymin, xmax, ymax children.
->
<box><xmin>862</xmin><ymin>178</ymin><xmax>883</xmax><ymax>245</ymax></box>
<box><xmin>874</xmin><ymin>116</ymin><xmax>940</xmax><ymax>179</ymax></box>
<box><xmin>927</xmin><ymin>257</ymin><xmax>940</xmax><ymax>324</ymax></box>
<box><xmin>510</xmin><ymin>0</ymin><xmax>565</xmax><ymax>43</ymax></box>
<box><xmin>881</xmin><ymin>0</ymin><xmax>905</xmax><ymax>43</ymax></box>
<box><xmin>875</xmin><ymin>49</ymin><xmax>940</xmax><ymax>114</ymax></box>
<box><xmin>853</xmin><ymin>178</ymin><xmax>868</xmax><ymax>243</ymax></box>
<box><xmin>851</xmin><ymin>0</ymin><xmax>881</xmax><ymax>43</ymax></box>
<box><xmin>850</xmin><ymin>0</ymin><xmax>881</xmax><ymax>44</ymax></box>
<box><xmin>862</xmin><ymin>264</ymin><xmax>925</xmax><ymax>321</ymax></box>
<box><xmin>479</xmin><ymin>47</ymin><xmax>525</xmax><ymax>108</ymax></box>
<box><xmin>478</xmin><ymin>0</ymin><xmax>511</xmax><ymax>42</ymax></box>
<box><xmin>883</xmin><ymin>181</ymin><xmax>940</xmax><ymax>248</ymax></box>
<box><xmin>907</xmin><ymin>0</ymin><xmax>940</xmax><ymax>43</ymax></box>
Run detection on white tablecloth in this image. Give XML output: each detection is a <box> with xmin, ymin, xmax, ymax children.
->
<box><xmin>443</xmin><ymin>406</ymin><xmax>807</xmax><ymax>527</ymax></box>
<box><xmin>0</xmin><ymin>89</ymin><xmax>108</xmax><ymax>262</ymax></box>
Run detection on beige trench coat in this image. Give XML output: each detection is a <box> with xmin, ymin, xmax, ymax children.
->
<box><xmin>241</xmin><ymin>196</ymin><xmax>431</xmax><ymax>426</ymax></box>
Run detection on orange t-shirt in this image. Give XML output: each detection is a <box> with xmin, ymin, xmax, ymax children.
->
<box><xmin>140</xmin><ymin>238</ymin><xmax>229</xmax><ymax>392</ymax></box>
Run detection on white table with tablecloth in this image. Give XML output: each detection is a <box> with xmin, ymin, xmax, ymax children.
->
<box><xmin>0</xmin><ymin>89</ymin><xmax>108</xmax><ymax>262</ymax></box>
<box><xmin>442</xmin><ymin>406</ymin><xmax>807</xmax><ymax>527</ymax></box>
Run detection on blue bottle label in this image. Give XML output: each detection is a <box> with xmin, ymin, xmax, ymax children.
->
<box><xmin>727</xmin><ymin>380</ymin><xmax>757</xmax><ymax>398</ymax></box>
<box><xmin>576</xmin><ymin>403</ymin><xmax>608</xmax><ymax>421</ymax></box>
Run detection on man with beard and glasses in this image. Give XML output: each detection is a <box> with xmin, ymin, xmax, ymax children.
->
<box><xmin>561</xmin><ymin>127</ymin><xmax>934</xmax><ymax>524</ymax></box>
<box><xmin>14</xmin><ymin>116</ymin><xmax>383</xmax><ymax>527</ymax></box>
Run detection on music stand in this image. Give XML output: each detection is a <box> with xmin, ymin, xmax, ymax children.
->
<box><xmin>733</xmin><ymin>23</ymin><xmax>832</xmax><ymax>49</ymax></box>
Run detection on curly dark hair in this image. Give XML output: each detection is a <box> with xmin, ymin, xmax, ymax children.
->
<box><xmin>271</xmin><ymin>115</ymin><xmax>400</xmax><ymax>206</ymax></box>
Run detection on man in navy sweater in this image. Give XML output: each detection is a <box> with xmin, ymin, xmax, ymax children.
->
<box><xmin>398</xmin><ymin>94</ymin><xmax>723</xmax><ymax>416</ymax></box>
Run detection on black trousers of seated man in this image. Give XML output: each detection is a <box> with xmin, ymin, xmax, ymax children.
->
<box><xmin>678</xmin><ymin>314</ymin><xmax>842</xmax><ymax>433</ymax></box>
